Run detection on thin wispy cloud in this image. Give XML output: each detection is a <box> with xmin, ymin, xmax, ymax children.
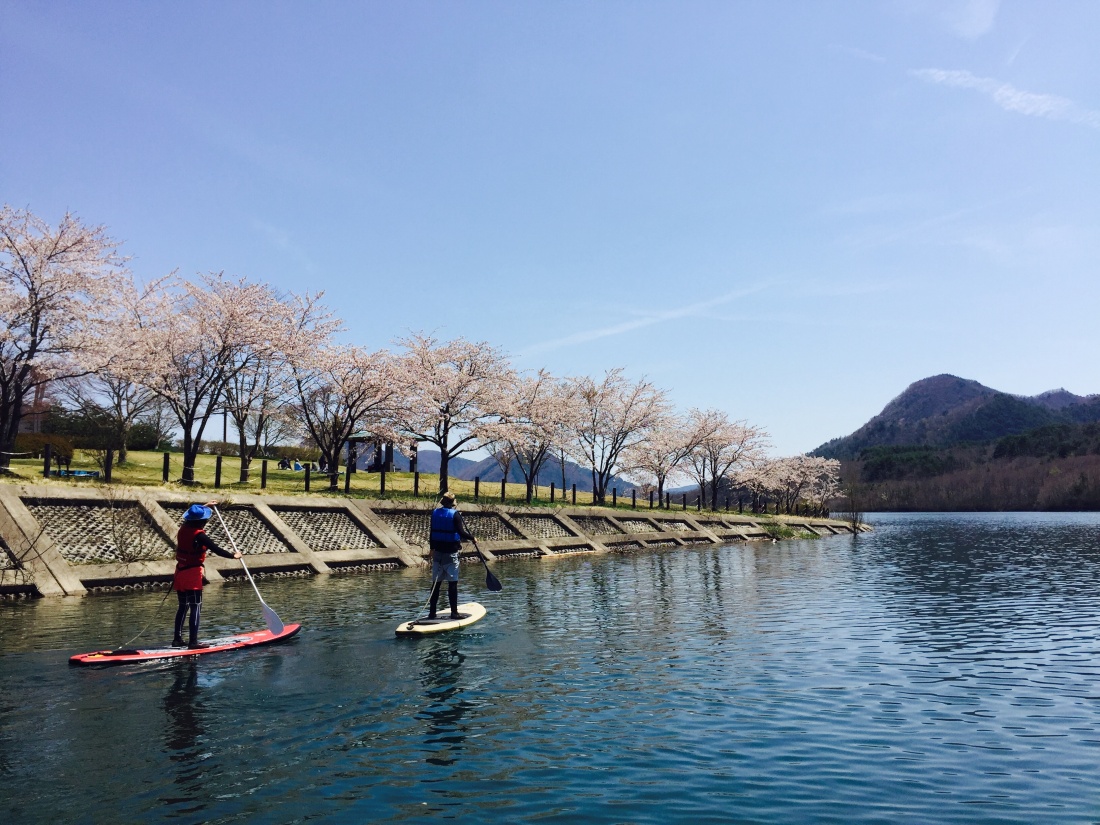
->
<box><xmin>520</xmin><ymin>287</ymin><xmax>764</xmax><ymax>356</ymax></box>
<box><xmin>912</xmin><ymin>69</ymin><xmax>1100</xmax><ymax>130</ymax></box>
<box><xmin>829</xmin><ymin>44</ymin><xmax>886</xmax><ymax>64</ymax></box>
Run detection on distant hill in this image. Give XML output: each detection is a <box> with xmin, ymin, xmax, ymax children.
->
<box><xmin>814</xmin><ymin>374</ymin><xmax>1100</xmax><ymax>460</ymax></box>
<box><xmin>360</xmin><ymin>447</ymin><xmax>634</xmax><ymax>492</ymax></box>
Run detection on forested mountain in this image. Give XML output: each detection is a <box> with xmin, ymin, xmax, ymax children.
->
<box><xmin>814</xmin><ymin>374</ymin><xmax>1100</xmax><ymax>460</ymax></box>
<box><xmin>814</xmin><ymin>375</ymin><xmax>1100</xmax><ymax>511</ymax></box>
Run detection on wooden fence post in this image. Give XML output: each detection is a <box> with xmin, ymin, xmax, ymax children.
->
<box><xmin>215</xmin><ymin>454</ymin><xmax>222</xmax><ymax>488</ymax></box>
<box><xmin>304</xmin><ymin>464</ymin><xmax>311</xmax><ymax>492</ymax></box>
<box><xmin>43</xmin><ymin>443</ymin><xmax>52</xmax><ymax>478</ymax></box>
<box><xmin>550</xmin><ymin>482</ymin><xmax>555</xmax><ymax>503</ymax></box>
<box><xmin>571</xmin><ymin>484</ymin><xmax>576</xmax><ymax>505</ymax></box>
<box><xmin>500</xmin><ymin>477</ymin><xmax>506</xmax><ymax>503</ymax></box>
<box><xmin>261</xmin><ymin>459</ymin><xmax>268</xmax><ymax>490</ymax></box>
<box><xmin>474</xmin><ymin>476</ymin><xmax>480</xmax><ymax>502</ymax></box>
<box><xmin>104</xmin><ymin>449</ymin><xmax>114</xmax><ymax>483</ymax></box>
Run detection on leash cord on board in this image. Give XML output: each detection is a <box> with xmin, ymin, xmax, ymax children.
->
<box><xmin>111</xmin><ymin>587</ymin><xmax>172</xmax><ymax>653</ymax></box>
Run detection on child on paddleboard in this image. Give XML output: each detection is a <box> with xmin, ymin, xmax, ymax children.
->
<box><xmin>174</xmin><ymin>502</ymin><xmax>241</xmax><ymax>648</ymax></box>
<box><xmin>428</xmin><ymin>491</ymin><xmax>476</xmax><ymax>619</ymax></box>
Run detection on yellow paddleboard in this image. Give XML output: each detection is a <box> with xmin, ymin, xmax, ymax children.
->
<box><xmin>395</xmin><ymin>602</ymin><xmax>487</xmax><ymax>637</ymax></box>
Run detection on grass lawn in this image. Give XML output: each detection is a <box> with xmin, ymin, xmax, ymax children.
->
<box><xmin>5</xmin><ymin>449</ymin><xmax>607</xmax><ymax>508</ymax></box>
<box><xmin>7</xmin><ymin>451</ymin><xmax>787</xmax><ymax>518</ymax></box>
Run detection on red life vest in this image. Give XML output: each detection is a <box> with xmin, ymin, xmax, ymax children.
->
<box><xmin>174</xmin><ymin>523</ymin><xmax>208</xmax><ymax>591</ymax></box>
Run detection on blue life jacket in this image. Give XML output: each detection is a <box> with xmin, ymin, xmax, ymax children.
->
<box><xmin>430</xmin><ymin>507</ymin><xmax>462</xmax><ymax>543</ymax></box>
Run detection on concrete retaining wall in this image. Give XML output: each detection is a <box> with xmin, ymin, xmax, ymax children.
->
<box><xmin>0</xmin><ymin>484</ymin><xmax>860</xmax><ymax>598</ymax></box>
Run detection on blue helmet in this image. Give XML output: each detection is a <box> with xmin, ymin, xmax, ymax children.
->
<box><xmin>183</xmin><ymin>504</ymin><xmax>213</xmax><ymax>522</ymax></box>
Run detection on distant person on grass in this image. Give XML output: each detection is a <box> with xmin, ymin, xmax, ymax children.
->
<box><xmin>428</xmin><ymin>491</ymin><xmax>476</xmax><ymax>620</ymax></box>
<box><xmin>173</xmin><ymin>502</ymin><xmax>241</xmax><ymax>648</ymax></box>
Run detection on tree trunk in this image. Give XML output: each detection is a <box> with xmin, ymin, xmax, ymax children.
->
<box><xmin>181</xmin><ymin>429</ymin><xmax>197</xmax><ymax>484</ymax></box>
<box><xmin>236</xmin><ymin>426</ymin><xmax>252</xmax><ymax>483</ymax></box>
<box><xmin>439</xmin><ymin>450</ymin><xmax>450</xmax><ymax>494</ymax></box>
<box><xmin>0</xmin><ymin>389</ymin><xmax>26</xmax><ymax>471</ymax></box>
<box><xmin>118</xmin><ymin>421</ymin><xmax>130</xmax><ymax>465</ymax></box>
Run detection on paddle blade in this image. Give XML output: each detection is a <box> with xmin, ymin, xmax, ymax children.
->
<box><xmin>262</xmin><ymin>603</ymin><xmax>285</xmax><ymax>635</ymax></box>
<box><xmin>475</xmin><ymin>547</ymin><xmax>503</xmax><ymax>592</ymax></box>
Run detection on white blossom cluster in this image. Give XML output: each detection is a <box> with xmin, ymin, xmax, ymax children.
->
<box><xmin>0</xmin><ymin>207</ymin><xmax>838</xmax><ymax>509</ymax></box>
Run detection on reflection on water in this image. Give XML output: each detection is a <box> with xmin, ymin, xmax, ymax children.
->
<box><xmin>161</xmin><ymin>663</ymin><xmax>208</xmax><ymax>813</ymax></box>
<box><xmin>2</xmin><ymin>513</ymin><xmax>1100</xmax><ymax>823</ymax></box>
<box><xmin>416</xmin><ymin>638</ymin><xmax>471</xmax><ymax>766</ymax></box>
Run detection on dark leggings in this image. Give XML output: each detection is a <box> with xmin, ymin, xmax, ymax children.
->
<box><xmin>174</xmin><ymin>590</ymin><xmax>202</xmax><ymax>641</ymax></box>
<box><xmin>429</xmin><ymin>581</ymin><xmax>459</xmax><ymax>615</ymax></box>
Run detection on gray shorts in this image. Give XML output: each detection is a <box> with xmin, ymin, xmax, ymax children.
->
<box><xmin>431</xmin><ymin>551</ymin><xmax>460</xmax><ymax>582</ymax></box>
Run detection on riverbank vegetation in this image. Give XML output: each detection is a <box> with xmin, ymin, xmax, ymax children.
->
<box><xmin>841</xmin><ymin>425</ymin><xmax>1100</xmax><ymax>511</ymax></box>
<box><xmin>2</xmin><ymin>451</ymin><xmax>826</xmax><ymax>523</ymax></box>
<box><xmin>1</xmin><ymin>207</ymin><xmax>839</xmax><ymax>516</ymax></box>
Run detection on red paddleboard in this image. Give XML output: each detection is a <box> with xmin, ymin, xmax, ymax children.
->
<box><xmin>69</xmin><ymin>623</ymin><xmax>301</xmax><ymax>666</ymax></box>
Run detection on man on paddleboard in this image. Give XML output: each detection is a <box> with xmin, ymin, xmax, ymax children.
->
<box><xmin>428</xmin><ymin>492</ymin><xmax>476</xmax><ymax>620</ymax></box>
<box><xmin>174</xmin><ymin>503</ymin><xmax>241</xmax><ymax>648</ymax></box>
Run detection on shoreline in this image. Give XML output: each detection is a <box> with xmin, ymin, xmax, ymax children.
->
<box><xmin>0</xmin><ymin>484</ymin><xmax>861</xmax><ymax>599</ymax></box>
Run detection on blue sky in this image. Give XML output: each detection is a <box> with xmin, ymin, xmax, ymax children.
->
<box><xmin>3</xmin><ymin>1</ymin><xmax>1098</xmax><ymax>455</ymax></box>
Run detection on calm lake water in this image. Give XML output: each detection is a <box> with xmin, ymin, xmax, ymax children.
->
<box><xmin>3</xmin><ymin>513</ymin><xmax>1100</xmax><ymax>823</ymax></box>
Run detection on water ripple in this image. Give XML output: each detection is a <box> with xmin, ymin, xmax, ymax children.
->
<box><xmin>3</xmin><ymin>513</ymin><xmax>1100</xmax><ymax>822</ymax></box>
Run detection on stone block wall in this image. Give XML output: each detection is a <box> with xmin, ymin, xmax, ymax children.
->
<box><xmin>0</xmin><ymin>484</ymin><xmax>856</xmax><ymax>598</ymax></box>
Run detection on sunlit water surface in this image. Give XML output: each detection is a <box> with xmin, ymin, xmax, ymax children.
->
<box><xmin>3</xmin><ymin>512</ymin><xmax>1100</xmax><ymax>823</ymax></box>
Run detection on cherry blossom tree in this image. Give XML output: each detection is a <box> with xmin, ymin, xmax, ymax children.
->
<box><xmin>480</xmin><ymin>371</ymin><xmax>580</xmax><ymax>503</ymax></box>
<box><xmin>768</xmin><ymin>455</ymin><xmax>815</xmax><ymax>514</ymax></box>
<box><xmin>225</xmin><ymin>292</ymin><xmax>337</xmax><ymax>482</ymax></box>
<box><xmin>0</xmin><ymin>207</ymin><xmax>130</xmax><ymax>470</ymax></box>
<box><xmin>731</xmin><ymin>459</ymin><xmax>773</xmax><ymax>514</ymax></box>
<box><xmin>686</xmin><ymin>410</ymin><xmax>769</xmax><ymax>510</ymax></box>
<box><xmin>622</xmin><ymin>408</ymin><xmax>710</xmax><ymax>507</ymax></box>
<box><xmin>224</xmin><ymin>362</ymin><xmax>290</xmax><ymax>481</ymax></box>
<box><xmin>389</xmin><ymin>333</ymin><xmax>516</xmax><ymax>494</ymax></box>
<box><xmin>804</xmin><ymin>456</ymin><xmax>841</xmax><ymax>515</ymax></box>
<box><xmin>57</xmin><ymin>370</ymin><xmax>160</xmax><ymax>464</ymax></box>
<box><xmin>288</xmin><ymin>344</ymin><xmax>396</xmax><ymax>491</ymax></box>
<box><xmin>124</xmin><ymin>273</ymin><xmax>296</xmax><ymax>484</ymax></box>
<box><xmin>743</xmin><ymin>455</ymin><xmax>841</xmax><ymax>515</ymax></box>
<box><xmin>567</xmin><ymin>369</ymin><xmax>669</xmax><ymax>505</ymax></box>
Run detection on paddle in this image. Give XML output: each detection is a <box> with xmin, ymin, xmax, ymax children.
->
<box><xmin>472</xmin><ymin>540</ymin><xmax>502</xmax><ymax>592</ymax></box>
<box><xmin>212</xmin><ymin>505</ymin><xmax>285</xmax><ymax>636</ymax></box>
